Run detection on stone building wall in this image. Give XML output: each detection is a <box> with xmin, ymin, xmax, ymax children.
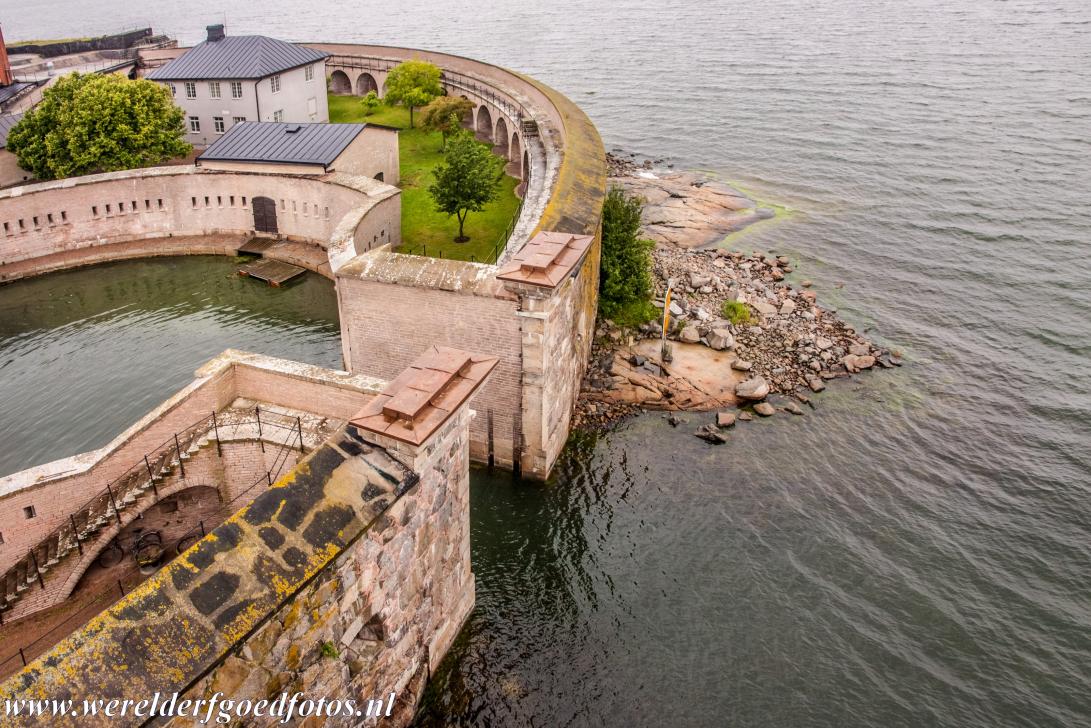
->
<box><xmin>335</xmin><ymin>258</ymin><xmax>522</xmax><ymax>468</ymax></box>
<box><xmin>0</xmin><ymin>166</ymin><xmax>398</xmax><ymax>282</ymax></box>
<box><xmin>0</xmin><ymin>353</ymin><xmax>485</xmax><ymax>728</ymax></box>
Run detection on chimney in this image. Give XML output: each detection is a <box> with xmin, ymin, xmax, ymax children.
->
<box><xmin>0</xmin><ymin>25</ymin><xmax>13</xmax><ymax>87</ymax></box>
<box><xmin>206</xmin><ymin>24</ymin><xmax>225</xmax><ymax>43</ymax></box>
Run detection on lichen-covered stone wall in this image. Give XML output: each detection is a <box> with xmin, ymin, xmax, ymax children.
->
<box><xmin>0</xmin><ymin>403</ymin><xmax>475</xmax><ymax>728</ymax></box>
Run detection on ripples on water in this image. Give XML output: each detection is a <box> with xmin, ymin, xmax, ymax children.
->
<box><xmin>0</xmin><ymin>257</ymin><xmax>342</xmax><ymax>476</ymax></box>
<box><xmin>4</xmin><ymin>1</ymin><xmax>1091</xmax><ymax>726</ymax></box>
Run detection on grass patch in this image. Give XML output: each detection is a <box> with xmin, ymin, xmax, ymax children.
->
<box><xmin>329</xmin><ymin>94</ymin><xmax>520</xmax><ymax>262</ymax></box>
<box><xmin>722</xmin><ymin>300</ymin><xmax>752</xmax><ymax>325</ymax></box>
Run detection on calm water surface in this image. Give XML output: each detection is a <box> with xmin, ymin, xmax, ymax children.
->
<box><xmin>4</xmin><ymin>1</ymin><xmax>1091</xmax><ymax>726</ymax></box>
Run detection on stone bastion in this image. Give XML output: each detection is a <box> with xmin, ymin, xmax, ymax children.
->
<box><xmin>0</xmin><ymin>42</ymin><xmax>608</xmax><ymax>482</ymax></box>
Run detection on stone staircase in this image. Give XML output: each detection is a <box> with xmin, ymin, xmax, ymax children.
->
<box><xmin>0</xmin><ymin>405</ymin><xmax>337</xmax><ymax>621</ymax></box>
<box><xmin>520</xmin><ymin>119</ymin><xmax>539</xmax><ymax>138</ymax></box>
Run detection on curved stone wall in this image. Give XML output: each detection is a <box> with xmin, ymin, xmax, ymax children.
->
<box><xmin>0</xmin><ymin>167</ymin><xmax>400</xmax><ymax>283</ymax></box>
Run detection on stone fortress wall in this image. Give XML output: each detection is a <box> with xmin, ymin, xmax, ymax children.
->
<box><xmin>0</xmin><ymin>42</ymin><xmax>606</xmax><ymax>480</ymax></box>
<box><xmin>0</xmin><ymin>347</ymin><xmax>491</xmax><ymax>727</ymax></box>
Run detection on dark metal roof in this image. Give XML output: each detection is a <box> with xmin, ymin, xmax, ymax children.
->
<box><xmin>0</xmin><ymin>82</ymin><xmax>34</xmax><ymax>108</ymax></box>
<box><xmin>146</xmin><ymin>36</ymin><xmax>328</xmax><ymax>81</ymax></box>
<box><xmin>0</xmin><ymin>113</ymin><xmax>25</xmax><ymax>149</ymax></box>
<box><xmin>197</xmin><ymin>122</ymin><xmax>367</xmax><ymax>167</ymax></box>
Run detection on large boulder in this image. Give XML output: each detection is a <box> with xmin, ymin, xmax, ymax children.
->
<box><xmin>753</xmin><ymin>402</ymin><xmax>775</xmax><ymax>416</ymax></box>
<box><xmin>735</xmin><ymin>377</ymin><xmax>770</xmax><ymax>401</ymax></box>
<box><xmin>680</xmin><ymin>325</ymin><xmax>702</xmax><ymax>344</ymax></box>
<box><xmin>707</xmin><ymin>328</ymin><xmax>734</xmax><ymax>351</ymax></box>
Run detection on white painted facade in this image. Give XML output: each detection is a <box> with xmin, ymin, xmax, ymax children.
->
<box><xmin>162</xmin><ymin>60</ymin><xmax>330</xmax><ymax>148</ymax></box>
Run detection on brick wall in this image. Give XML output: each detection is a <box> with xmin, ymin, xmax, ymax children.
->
<box><xmin>336</xmin><ymin>276</ymin><xmax>523</xmax><ymax>467</ymax></box>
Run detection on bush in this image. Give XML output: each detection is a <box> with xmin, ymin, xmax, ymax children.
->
<box><xmin>599</xmin><ymin>186</ymin><xmax>658</xmax><ymax>327</ymax></box>
<box><xmin>721</xmin><ymin>300</ymin><xmax>751</xmax><ymax>325</ymax></box>
<box><xmin>6</xmin><ymin>72</ymin><xmax>189</xmax><ymax>179</ymax></box>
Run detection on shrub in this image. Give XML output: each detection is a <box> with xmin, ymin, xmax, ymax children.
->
<box><xmin>721</xmin><ymin>300</ymin><xmax>751</xmax><ymax>325</ymax></box>
<box><xmin>599</xmin><ymin>186</ymin><xmax>658</xmax><ymax>327</ymax></box>
<box><xmin>319</xmin><ymin>641</ymin><xmax>339</xmax><ymax>659</ymax></box>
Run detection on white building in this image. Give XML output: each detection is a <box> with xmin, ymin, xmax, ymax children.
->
<box><xmin>147</xmin><ymin>25</ymin><xmax>330</xmax><ymax>148</ymax></box>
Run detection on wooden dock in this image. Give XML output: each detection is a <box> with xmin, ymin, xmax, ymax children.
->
<box><xmin>237</xmin><ymin>258</ymin><xmax>306</xmax><ymax>286</ymax></box>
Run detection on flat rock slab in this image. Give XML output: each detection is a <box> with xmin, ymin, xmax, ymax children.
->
<box><xmin>609</xmin><ymin>172</ymin><xmax>774</xmax><ymax>248</ymax></box>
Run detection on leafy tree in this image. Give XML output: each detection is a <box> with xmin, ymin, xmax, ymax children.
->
<box><xmin>360</xmin><ymin>90</ymin><xmax>381</xmax><ymax>116</ymax></box>
<box><xmin>599</xmin><ymin>186</ymin><xmax>658</xmax><ymax>326</ymax></box>
<box><xmin>383</xmin><ymin>60</ymin><xmax>443</xmax><ymax>128</ymax></box>
<box><xmin>6</xmin><ymin>72</ymin><xmax>190</xmax><ymax>180</ymax></box>
<box><xmin>419</xmin><ymin>96</ymin><xmax>475</xmax><ymax>149</ymax></box>
<box><xmin>428</xmin><ymin>130</ymin><xmax>505</xmax><ymax>242</ymax></box>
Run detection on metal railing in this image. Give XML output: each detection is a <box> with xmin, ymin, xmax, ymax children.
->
<box><xmin>0</xmin><ymin>408</ymin><xmax>304</xmax><ymax>679</ymax></box>
<box><xmin>0</xmin><ymin>408</ymin><xmax>304</xmax><ymax>624</ymax></box>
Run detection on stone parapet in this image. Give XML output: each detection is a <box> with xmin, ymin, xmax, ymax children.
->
<box><xmin>0</xmin><ymin>349</ymin><xmax>489</xmax><ymax>727</ymax></box>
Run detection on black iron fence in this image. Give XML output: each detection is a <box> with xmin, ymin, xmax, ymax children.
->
<box><xmin>0</xmin><ymin>409</ymin><xmax>304</xmax><ymax>625</ymax></box>
<box><xmin>0</xmin><ymin>408</ymin><xmax>304</xmax><ymax>679</ymax></box>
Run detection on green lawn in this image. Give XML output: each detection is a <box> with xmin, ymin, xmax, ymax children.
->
<box><xmin>328</xmin><ymin>95</ymin><xmax>521</xmax><ymax>262</ymax></box>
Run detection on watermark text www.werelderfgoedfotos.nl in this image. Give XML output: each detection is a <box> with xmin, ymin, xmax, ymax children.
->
<box><xmin>4</xmin><ymin>690</ymin><xmax>398</xmax><ymax>723</ymax></box>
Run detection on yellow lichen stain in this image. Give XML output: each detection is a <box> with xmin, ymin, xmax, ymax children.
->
<box><xmin>286</xmin><ymin>643</ymin><xmax>302</xmax><ymax>671</ymax></box>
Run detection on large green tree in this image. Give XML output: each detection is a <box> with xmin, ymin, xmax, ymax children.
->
<box><xmin>383</xmin><ymin>60</ymin><xmax>443</xmax><ymax>128</ymax></box>
<box><xmin>428</xmin><ymin>129</ymin><xmax>505</xmax><ymax>242</ymax></box>
<box><xmin>599</xmin><ymin>186</ymin><xmax>658</xmax><ymax>325</ymax></box>
<box><xmin>6</xmin><ymin>72</ymin><xmax>190</xmax><ymax>180</ymax></box>
<box><xmin>418</xmin><ymin>96</ymin><xmax>475</xmax><ymax>150</ymax></box>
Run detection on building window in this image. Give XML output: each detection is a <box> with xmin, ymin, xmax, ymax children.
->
<box><xmin>184</xmin><ymin>82</ymin><xmax>196</xmax><ymax>99</ymax></box>
<box><xmin>23</xmin><ymin>505</ymin><xmax>36</xmax><ymax>519</ymax></box>
<box><xmin>231</xmin><ymin>81</ymin><xmax>243</xmax><ymax>99</ymax></box>
<box><xmin>305</xmin><ymin>64</ymin><xmax>314</xmax><ymax>82</ymax></box>
<box><xmin>168</xmin><ymin>83</ymin><xmax>177</xmax><ymax>96</ymax></box>
<box><xmin>232</xmin><ymin>116</ymin><xmax>246</xmax><ymax>126</ymax></box>
<box><xmin>209</xmin><ymin>81</ymin><xmax>221</xmax><ymax>99</ymax></box>
<box><xmin>189</xmin><ymin>116</ymin><xmax>200</xmax><ymax>133</ymax></box>
<box><xmin>307</xmin><ymin>96</ymin><xmax>317</xmax><ymax>120</ymax></box>
<box><xmin>214</xmin><ymin>116</ymin><xmax>225</xmax><ymax>134</ymax></box>
<box><xmin>270</xmin><ymin>75</ymin><xmax>281</xmax><ymax>94</ymax></box>
<box><xmin>272</xmin><ymin>109</ymin><xmax>284</xmax><ymax>122</ymax></box>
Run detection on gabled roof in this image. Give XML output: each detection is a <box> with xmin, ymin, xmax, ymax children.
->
<box><xmin>0</xmin><ymin>113</ymin><xmax>25</xmax><ymax>149</ymax></box>
<box><xmin>496</xmin><ymin>231</ymin><xmax>596</xmax><ymax>288</ymax></box>
<box><xmin>146</xmin><ymin>35</ymin><xmax>328</xmax><ymax>81</ymax></box>
<box><xmin>197</xmin><ymin>122</ymin><xmax>366</xmax><ymax>167</ymax></box>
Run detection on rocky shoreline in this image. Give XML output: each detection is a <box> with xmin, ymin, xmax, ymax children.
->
<box><xmin>573</xmin><ymin>155</ymin><xmax>901</xmax><ymax>440</ymax></box>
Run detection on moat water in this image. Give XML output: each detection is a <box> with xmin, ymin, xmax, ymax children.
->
<box><xmin>6</xmin><ymin>0</ymin><xmax>1091</xmax><ymax>726</ymax></box>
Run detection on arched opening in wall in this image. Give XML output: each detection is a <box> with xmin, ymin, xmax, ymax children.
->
<box><xmin>509</xmin><ymin>132</ymin><xmax>523</xmax><ymax>177</ymax></box>
<box><xmin>68</xmin><ymin>486</ymin><xmax>224</xmax><ymax>604</ymax></box>
<box><xmin>355</xmin><ymin>72</ymin><xmax>378</xmax><ymax>96</ymax></box>
<box><xmin>253</xmin><ymin>196</ymin><xmax>278</xmax><ymax>234</ymax></box>
<box><xmin>476</xmin><ymin>105</ymin><xmax>494</xmax><ymax>143</ymax></box>
<box><xmin>495</xmin><ymin>117</ymin><xmax>509</xmax><ymax>158</ymax></box>
<box><xmin>380</xmin><ymin>80</ymin><xmax>389</xmax><ymax>98</ymax></box>
<box><xmin>329</xmin><ymin>70</ymin><xmax>352</xmax><ymax>95</ymax></box>
<box><xmin>374</xmin><ymin>172</ymin><xmax>384</xmax><ymax>182</ymax></box>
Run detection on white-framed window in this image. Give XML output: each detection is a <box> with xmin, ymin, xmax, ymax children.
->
<box><xmin>231</xmin><ymin>81</ymin><xmax>243</xmax><ymax>99</ymax></box>
<box><xmin>272</xmin><ymin>109</ymin><xmax>284</xmax><ymax>122</ymax></box>
<box><xmin>232</xmin><ymin>116</ymin><xmax>247</xmax><ymax>126</ymax></box>
<box><xmin>307</xmin><ymin>96</ymin><xmax>317</xmax><ymax>120</ymax></box>
<box><xmin>304</xmin><ymin>64</ymin><xmax>314</xmax><ymax>82</ymax></box>
<box><xmin>168</xmin><ymin>83</ymin><xmax>177</xmax><ymax>96</ymax></box>
<box><xmin>184</xmin><ymin>82</ymin><xmax>196</xmax><ymax>99</ymax></box>
<box><xmin>208</xmin><ymin>81</ymin><xmax>221</xmax><ymax>99</ymax></box>
<box><xmin>188</xmin><ymin>116</ymin><xmax>200</xmax><ymax>133</ymax></box>
<box><xmin>213</xmin><ymin>116</ymin><xmax>225</xmax><ymax>134</ymax></box>
<box><xmin>270</xmin><ymin>75</ymin><xmax>281</xmax><ymax>93</ymax></box>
